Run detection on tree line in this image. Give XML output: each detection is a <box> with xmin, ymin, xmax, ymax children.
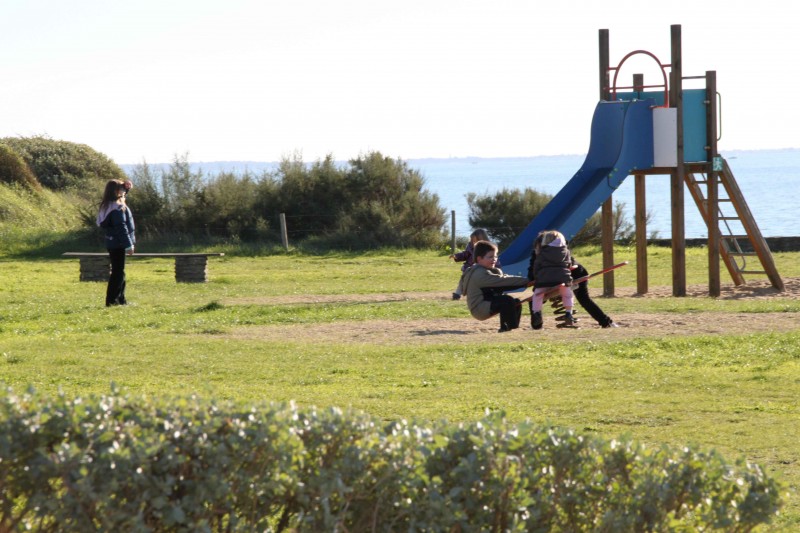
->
<box><xmin>0</xmin><ymin>136</ymin><xmax>646</xmax><ymax>251</ymax></box>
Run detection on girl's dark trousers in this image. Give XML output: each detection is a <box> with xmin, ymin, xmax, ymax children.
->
<box><xmin>106</xmin><ymin>248</ymin><xmax>127</xmax><ymax>306</ymax></box>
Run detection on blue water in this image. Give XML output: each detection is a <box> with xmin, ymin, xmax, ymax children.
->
<box><xmin>410</xmin><ymin>148</ymin><xmax>800</xmax><ymax>239</ymax></box>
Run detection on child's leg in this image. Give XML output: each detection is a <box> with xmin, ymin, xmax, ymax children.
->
<box><xmin>557</xmin><ymin>286</ymin><xmax>578</xmax><ymax>327</ymax></box>
<box><xmin>453</xmin><ymin>273</ymin><xmax>465</xmax><ymax>299</ymax></box>
<box><xmin>558</xmin><ymin>285</ymin><xmax>574</xmax><ymax>312</ymax></box>
<box><xmin>530</xmin><ymin>288</ymin><xmax>548</xmax><ymax>330</ymax></box>
<box><xmin>573</xmin><ymin>281</ymin><xmax>613</xmax><ymax>326</ymax></box>
<box><xmin>490</xmin><ymin>295</ymin><xmax>520</xmax><ymax>331</ymax></box>
<box><xmin>531</xmin><ymin>288</ymin><xmax>548</xmax><ymax>312</ymax></box>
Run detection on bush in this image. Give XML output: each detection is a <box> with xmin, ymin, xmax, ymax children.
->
<box><xmin>467</xmin><ymin>188</ymin><xmax>648</xmax><ymax>248</ymax></box>
<box><xmin>0</xmin><ymin>136</ymin><xmax>127</xmax><ymax>193</ymax></box>
<box><xmin>0</xmin><ymin>387</ymin><xmax>783</xmax><ymax>531</ymax></box>
<box><xmin>191</xmin><ymin>171</ymin><xmax>272</xmax><ymax>240</ymax></box>
<box><xmin>0</xmin><ymin>144</ymin><xmax>40</xmax><ymax>189</ymax></box>
<box><xmin>258</xmin><ymin>152</ymin><xmax>447</xmax><ymax>249</ymax></box>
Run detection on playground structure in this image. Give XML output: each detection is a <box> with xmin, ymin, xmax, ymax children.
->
<box><xmin>498</xmin><ymin>24</ymin><xmax>783</xmax><ymax>297</ymax></box>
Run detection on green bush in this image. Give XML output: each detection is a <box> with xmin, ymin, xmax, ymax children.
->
<box><xmin>467</xmin><ymin>188</ymin><xmax>646</xmax><ymax>248</ymax></box>
<box><xmin>0</xmin><ymin>388</ymin><xmax>782</xmax><ymax>531</ymax></box>
<box><xmin>0</xmin><ymin>144</ymin><xmax>40</xmax><ymax>189</ymax></box>
<box><xmin>0</xmin><ymin>136</ymin><xmax>127</xmax><ymax>193</ymax></box>
<box><xmin>122</xmin><ymin>152</ymin><xmax>447</xmax><ymax>249</ymax></box>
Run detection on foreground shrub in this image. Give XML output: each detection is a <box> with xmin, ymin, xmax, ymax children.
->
<box><xmin>0</xmin><ymin>388</ymin><xmax>782</xmax><ymax>531</ymax></box>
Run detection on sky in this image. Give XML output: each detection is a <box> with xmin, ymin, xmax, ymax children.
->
<box><xmin>2</xmin><ymin>0</ymin><xmax>799</xmax><ymax>165</ymax></box>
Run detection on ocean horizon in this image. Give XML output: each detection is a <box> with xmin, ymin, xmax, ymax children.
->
<box><xmin>121</xmin><ymin>147</ymin><xmax>799</xmax><ymax>240</ymax></box>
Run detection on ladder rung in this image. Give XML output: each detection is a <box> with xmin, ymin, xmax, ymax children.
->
<box><xmin>721</xmin><ymin>235</ymin><xmax>749</xmax><ymax>239</ymax></box>
<box><xmin>738</xmin><ymin>270</ymin><xmax>767</xmax><ymax>275</ymax></box>
<box><xmin>719</xmin><ymin>216</ymin><xmax>740</xmax><ymax>221</ymax></box>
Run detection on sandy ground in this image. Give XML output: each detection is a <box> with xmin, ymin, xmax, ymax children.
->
<box><xmin>221</xmin><ymin>277</ymin><xmax>800</xmax><ymax>345</ymax></box>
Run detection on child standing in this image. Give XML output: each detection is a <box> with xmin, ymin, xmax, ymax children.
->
<box><xmin>449</xmin><ymin>228</ymin><xmax>490</xmax><ymax>300</ymax></box>
<box><xmin>530</xmin><ymin>230</ymin><xmax>576</xmax><ymax>329</ymax></box>
<box><xmin>462</xmin><ymin>240</ymin><xmax>532</xmax><ymax>332</ymax></box>
<box><xmin>97</xmin><ymin>179</ymin><xmax>135</xmax><ymax>306</ymax></box>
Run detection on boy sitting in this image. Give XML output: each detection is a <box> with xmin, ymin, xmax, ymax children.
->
<box><xmin>462</xmin><ymin>240</ymin><xmax>533</xmax><ymax>332</ymax></box>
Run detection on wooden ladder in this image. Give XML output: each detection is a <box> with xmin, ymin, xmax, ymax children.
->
<box><xmin>684</xmin><ymin>158</ymin><xmax>784</xmax><ymax>291</ymax></box>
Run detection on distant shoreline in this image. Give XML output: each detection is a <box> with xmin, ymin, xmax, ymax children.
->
<box><xmin>651</xmin><ymin>236</ymin><xmax>800</xmax><ymax>252</ymax></box>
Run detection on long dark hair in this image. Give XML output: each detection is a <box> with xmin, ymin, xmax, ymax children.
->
<box><xmin>99</xmin><ymin>180</ymin><xmax>125</xmax><ymax>212</ymax></box>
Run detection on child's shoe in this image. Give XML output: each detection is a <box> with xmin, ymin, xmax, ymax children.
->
<box><xmin>531</xmin><ymin>311</ymin><xmax>543</xmax><ymax>330</ymax></box>
<box><xmin>556</xmin><ymin>313</ymin><xmax>578</xmax><ymax>324</ymax></box>
<box><xmin>556</xmin><ymin>312</ymin><xmax>578</xmax><ymax>328</ymax></box>
<box><xmin>452</xmin><ymin>293</ymin><xmax>461</xmax><ymax>300</ymax></box>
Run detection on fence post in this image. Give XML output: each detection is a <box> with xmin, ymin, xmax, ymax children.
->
<box><xmin>279</xmin><ymin>213</ymin><xmax>289</xmax><ymax>251</ymax></box>
<box><xmin>451</xmin><ymin>210</ymin><xmax>456</xmax><ymax>254</ymax></box>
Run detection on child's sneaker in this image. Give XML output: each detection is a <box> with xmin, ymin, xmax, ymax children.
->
<box><xmin>531</xmin><ymin>311</ymin><xmax>543</xmax><ymax>330</ymax></box>
<box><xmin>556</xmin><ymin>313</ymin><xmax>578</xmax><ymax>328</ymax></box>
<box><xmin>452</xmin><ymin>293</ymin><xmax>461</xmax><ymax>300</ymax></box>
<box><xmin>556</xmin><ymin>313</ymin><xmax>578</xmax><ymax>324</ymax></box>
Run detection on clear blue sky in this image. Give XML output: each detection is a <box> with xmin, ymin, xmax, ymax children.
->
<box><xmin>2</xmin><ymin>0</ymin><xmax>798</xmax><ymax>164</ymax></box>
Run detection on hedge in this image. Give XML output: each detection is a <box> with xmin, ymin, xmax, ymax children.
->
<box><xmin>0</xmin><ymin>387</ymin><xmax>782</xmax><ymax>532</ymax></box>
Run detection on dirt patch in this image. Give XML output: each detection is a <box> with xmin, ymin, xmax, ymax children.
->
<box><xmin>221</xmin><ymin>278</ymin><xmax>800</xmax><ymax>346</ymax></box>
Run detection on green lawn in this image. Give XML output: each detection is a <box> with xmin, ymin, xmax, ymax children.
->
<box><xmin>1</xmin><ymin>245</ymin><xmax>799</xmax><ymax>529</ymax></box>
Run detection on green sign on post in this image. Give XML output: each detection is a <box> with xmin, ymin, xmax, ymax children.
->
<box><xmin>712</xmin><ymin>156</ymin><xmax>723</xmax><ymax>171</ymax></box>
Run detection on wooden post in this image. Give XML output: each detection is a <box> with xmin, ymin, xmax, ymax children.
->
<box><xmin>670</xmin><ymin>24</ymin><xmax>687</xmax><ymax>296</ymax></box>
<box><xmin>598</xmin><ymin>29</ymin><xmax>609</xmax><ymax>101</ymax></box>
<box><xmin>451</xmin><ymin>210</ymin><xmax>457</xmax><ymax>255</ymax></box>
<box><xmin>706</xmin><ymin>70</ymin><xmax>720</xmax><ymax>296</ymax></box>
<box><xmin>633</xmin><ymin>73</ymin><xmax>648</xmax><ymax>294</ymax></box>
<box><xmin>601</xmin><ymin>199</ymin><xmax>615</xmax><ymax>296</ymax></box>
<box><xmin>279</xmin><ymin>213</ymin><xmax>289</xmax><ymax>251</ymax></box>
<box><xmin>598</xmin><ymin>29</ymin><xmax>615</xmax><ymax>295</ymax></box>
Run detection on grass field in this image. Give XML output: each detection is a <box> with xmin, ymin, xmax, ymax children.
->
<box><xmin>1</xmin><ymin>244</ymin><xmax>799</xmax><ymax>529</ymax></box>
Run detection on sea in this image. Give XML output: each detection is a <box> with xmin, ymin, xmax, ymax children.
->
<box><xmin>409</xmin><ymin>148</ymin><xmax>799</xmax><ymax>239</ymax></box>
<box><xmin>125</xmin><ymin>148</ymin><xmax>799</xmax><ymax>239</ymax></box>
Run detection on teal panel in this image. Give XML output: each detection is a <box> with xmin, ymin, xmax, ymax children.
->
<box><xmin>614</xmin><ymin>91</ymin><xmax>665</xmax><ymax>106</ymax></box>
<box><xmin>640</xmin><ymin>90</ymin><xmax>666</xmax><ymax>107</ymax></box>
<box><xmin>614</xmin><ymin>91</ymin><xmax>639</xmax><ymax>101</ymax></box>
<box><xmin>683</xmin><ymin>89</ymin><xmax>707</xmax><ymax>162</ymax></box>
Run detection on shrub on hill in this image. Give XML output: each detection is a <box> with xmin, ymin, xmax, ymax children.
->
<box><xmin>0</xmin><ymin>135</ymin><xmax>127</xmax><ymax>194</ymax></box>
<box><xmin>0</xmin><ymin>144</ymin><xmax>40</xmax><ymax>189</ymax></box>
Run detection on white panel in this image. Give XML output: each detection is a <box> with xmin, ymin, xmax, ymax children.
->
<box><xmin>653</xmin><ymin>107</ymin><xmax>677</xmax><ymax>167</ymax></box>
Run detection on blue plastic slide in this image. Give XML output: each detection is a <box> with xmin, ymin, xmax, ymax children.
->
<box><xmin>498</xmin><ymin>99</ymin><xmax>655</xmax><ymax>277</ymax></box>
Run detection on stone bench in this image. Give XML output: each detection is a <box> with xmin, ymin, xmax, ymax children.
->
<box><xmin>62</xmin><ymin>252</ymin><xmax>225</xmax><ymax>283</ymax></box>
